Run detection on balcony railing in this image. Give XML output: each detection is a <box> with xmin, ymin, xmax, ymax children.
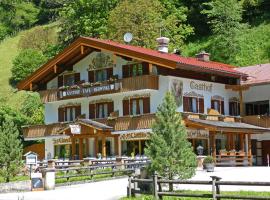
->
<box><xmin>242</xmin><ymin>115</ymin><xmax>270</xmax><ymax>128</ymax></box>
<box><xmin>39</xmin><ymin>75</ymin><xmax>159</xmax><ymax>103</ymax></box>
<box><xmin>22</xmin><ymin>113</ymin><xmax>156</xmax><ymax>139</ymax></box>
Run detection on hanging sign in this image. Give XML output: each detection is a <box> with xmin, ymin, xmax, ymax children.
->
<box><xmin>69</xmin><ymin>124</ymin><xmax>81</xmax><ymax>134</ymax></box>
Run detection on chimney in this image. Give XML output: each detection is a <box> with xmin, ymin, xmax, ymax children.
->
<box><xmin>196</xmin><ymin>51</ymin><xmax>210</xmax><ymax>61</ymax></box>
<box><xmin>156</xmin><ymin>37</ymin><xmax>170</xmax><ymax>53</ymax></box>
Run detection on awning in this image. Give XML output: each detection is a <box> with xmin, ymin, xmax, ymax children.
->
<box><xmin>187</xmin><ymin>118</ymin><xmax>270</xmax><ymax>133</ymax></box>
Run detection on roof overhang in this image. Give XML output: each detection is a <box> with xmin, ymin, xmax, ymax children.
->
<box><xmin>186</xmin><ymin>118</ymin><xmax>270</xmax><ymax>134</ymax></box>
<box><xmin>17</xmin><ymin>36</ymin><xmax>245</xmax><ymax>91</ymax></box>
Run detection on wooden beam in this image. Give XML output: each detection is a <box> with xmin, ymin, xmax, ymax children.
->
<box><xmin>81</xmin><ymin>45</ymin><xmax>84</xmax><ymax>54</ymax></box>
<box><xmin>79</xmin><ymin>138</ymin><xmax>83</xmax><ymax>160</ymax></box>
<box><xmin>54</xmin><ymin>65</ymin><xmax>57</xmax><ymax>73</ymax></box>
<box><xmin>29</xmin><ymin>83</ymin><xmax>33</xmax><ymax>91</ymax></box>
<box><xmin>248</xmin><ymin>133</ymin><xmax>252</xmax><ymax>166</ymax></box>
<box><xmin>72</xmin><ymin>138</ymin><xmax>76</xmax><ymax>160</ymax></box>
<box><xmin>102</xmin><ymin>135</ymin><xmax>106</xmax><ymax>158</ymax></box>
<box><xmin>239</xmin><ymin>89</ymin><xmax>244</xmax><ymax>117</ymax></box>
<box><xmin>225</xmin><ymin>84</ymin><xmax>250</xmax><ymax>91</ymax></box>
<box><xmin>149</xmin><ymin>63</ymin><xmax>153</xmax><ymax>74</ymax></box>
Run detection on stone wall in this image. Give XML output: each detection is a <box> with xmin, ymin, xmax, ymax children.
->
<box><xmin>0</xmin><ymin>180</ymin><xmax>31</xmax><ymax>193</ymax></box>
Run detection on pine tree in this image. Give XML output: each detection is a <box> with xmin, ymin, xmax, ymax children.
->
<box><xmin>145</xmin><ymin>92</ymin><xmax>196</xmax><ymax>190</ymax></box>
<box><xmin>0</xmin><ymin>119</ymin><xmax>23</xmax><ymax>182</ymax></box>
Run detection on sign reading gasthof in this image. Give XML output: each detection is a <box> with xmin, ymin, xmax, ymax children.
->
<box><xmin>190</xmin><ymin>81</ymin><xmax>213</xmax><ymax>92</ymax></box>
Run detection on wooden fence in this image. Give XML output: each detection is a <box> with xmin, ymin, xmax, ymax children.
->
<box><xmin>41</xmin><ymin>159</ymin><xmax>150</xmax><ymax>182</ymax></box>
<box><xmin>128</xmin><ymin>173</ymin><xmax>270</xmax><ymax>200</ymax></box>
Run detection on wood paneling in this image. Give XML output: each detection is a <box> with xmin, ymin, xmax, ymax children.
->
<box><xmin>242</xmin><ymin>115</ymin><xmax>270</xmax><ymax>128</ymax></box>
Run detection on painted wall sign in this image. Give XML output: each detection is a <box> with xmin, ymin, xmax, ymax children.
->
<box><xmin>187</xmin><ymin>128</ymin><xmax>209</xmax><ymax>139</ymax></box>
<box><xmin>190</xmin><ymin>81</ymin><xmax>213</xmax><ymax>92</ymax></box>
<box><xmin>60</xmin><ymin>83</ymin><xmax>121</xmax><ymax>98</ymax></box>
<box><xmin>171</xmin><ymin>79</ymin><xmax>183</xmax><ymax>107</ymax></box>
<box><xmin>53</xmin><ymin>138</ymin><xmax>72</xmax><ymax>145</ymax></box>
<box><xmin>120</xmin><ymin>132</ymin><xmax>150</xmax><ymax>141</ymax></box>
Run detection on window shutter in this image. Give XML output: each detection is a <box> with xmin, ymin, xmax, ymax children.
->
<box><xmin>221</xmin><ymin>101</ymin><xmax>225</xmax><ymax>115</ymax></box>
<box><xmin>95</xmin><ymin>104</ymin><xmax>100</xmax><ymax>118</ymax></box>
<box><xmin>74</xmin><ymin>73</ymin><xmax>80</xmax><ymax>84</ymax></box>
<box><xmin>122</xmin><ymin>99</ymin><xmax>130</xmax><ymax>116</ymax></box>
<box><xmin>143</xmin><ymin>97</ymin><xmax>150</xmax><ymax>114</ymax></box>
<box><xmin>183</xmin><ymin>96</ymin><xmax>189</xmax><ymax>112</ymax></box>
<box><xmin>58</xmin><ymin>107</ymin><xmax>64</xmax><ymax>122</ymax></box>
<box><xmin>199</xmin><ymin>98</ymin><xmax>204</xmax><ymax>114</ymax></box>
<box><xmin>229</xmin><ymin>102</ymin><xmax>233</xmax><ymax>115</ymax></box>
<box><xmin>58</xmin><ymin>75</ymin><xmax>63</xmax><ymax>87</ymax></box>
<box><xmin>237</xmin><ymin>102</ymin><xmax>240</xmax><ymax>116</ymax></box>
<box><xmin>108</xmin><ymin>101</ymin><xmax>114</xmax><ymax>116</ymax></box>
<box><xmin>211</xmin><ymin>100</ymin><xmax>215</xmax><ymax>109</ymax></box>
<box><xmin>107</xmin><ymin>68</ymin><xmax>113</xmax><ymax>79</ymax></box>
<box><xmin>88</xmin><ymin>70</ymin><xmax>95</xmax><ymax>83</ymax></box>
<box><xmin>75</xmin><ymin>105</ymin><xmax>81</xmax><ymax>118</ymax></box>
<box><xmin>142</xmin><ymin>62</ymin><xmax>149</xmax><ymax>75</ymax></box>
<box><xmin>122</xmin><ymin>65</ymin><xmax>129</xmax><ymax>78</ymax></box>
<box><xmin>89</xmin><ymin>104</ymin><xmax>95</xmax><ymax>119</ymax></box>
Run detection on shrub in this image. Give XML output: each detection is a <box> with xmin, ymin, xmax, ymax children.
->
<box><xmin>203</xmin><ymin>156</ymin><xmax>214</xmax><ymax>164</ymax></box>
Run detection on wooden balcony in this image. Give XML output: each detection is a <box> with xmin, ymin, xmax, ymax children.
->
<box><xmin>39</xmin><ymin>75</ymin><xmax>159</xmax><ymax>103</ymax></box>
<box><xmin>22</xmin><ymin>113</ymin><xmax>156</xmax><ymax>139</ymax></box>
<box><xmin>242</xmin><ymin>115</ymin><xmax>270</xmax><ymax>128</ymax></box>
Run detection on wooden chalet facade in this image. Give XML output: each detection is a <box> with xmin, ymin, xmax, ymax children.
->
<box><xmin>18</xmin><ymin>37</ymin><xmax>269</xmax><ymax>166</ymax></box>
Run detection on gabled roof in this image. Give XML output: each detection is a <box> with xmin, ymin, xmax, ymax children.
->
<box><xmin>235</xmin><ymin>63</ymin><xmax>270</xmax><ymax>86</ymax></box>
<box><xmin>17</xmin><ymin>37</ymin><xmax>246</xmax><ymax>90</ymax></box>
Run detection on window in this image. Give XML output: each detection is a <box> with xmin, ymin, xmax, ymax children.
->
<box><xmin>89</xmin><ymin>102</ymin><xmax>114</xmax><ymax>119</ymax></box>
<box><xmin>58</xmin><ymin>105</ymin><xmax>81</xmax><ymax>122</ymax></box>
<box><xmin>88</xmin><ymin>68</ymin><xmax>113</xmax><ymax>83</ymax></box>
<box><xmin>95</xmin><ymin>69</ymin><xmax>108</xmax><ymax>82</ymax></box>
<box><xmin>183</xmin><ymin>96</ymin><xmax>204</xmax><ymax>113</ymax></box>
<box><xmin>122</xmin><ymin>63</ymin><xmax>149</xmax><ymax>78</ymax></box>
<box><xmin>97</xmin><ymin>103</ymin><xmax>108</xmax><ymax>118</ymax></box>
<box><xmin>58</xmin><ymin>73</ymin><xmax>80</xmax><ymax>87</ymax></box>
<box><xmin>245</xmin><ymin>101</ymin><xmax>269</xmax><ymax>116</ymax></box>
<box><xmin>122</xmin><ymin>97</ymin><xmax>150</xmax><ymax>116</ymax></box>
<box><xmin>211</xmin><ymin>99</ymin><xmax>224</xmax><ymax>115</ymax></box>
<box><xmin>229</xmin><ymin>101</ymin><xmax>240</xmax><ymax>116</ymax></box>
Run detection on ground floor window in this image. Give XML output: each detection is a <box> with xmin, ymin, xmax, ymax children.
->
<box><xmin>246</xmin><ymin>100</ymin><xmax>269</xmax><ymax>115</ymax></box>
<box><xmin>54</xmin><ymin>144</ymin><xmax>71</xmax><ymax>159</ymax></box>
<box><xmin>121</xmin><ymin>140</ymin><xmax>146</xmax><ymax>156</ymax></box>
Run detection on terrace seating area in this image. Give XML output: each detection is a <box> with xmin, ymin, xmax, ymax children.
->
<box><xmin>216</xmin><ymin>150</ymin><xmax>250</xmax><ymax>166</ymax></box>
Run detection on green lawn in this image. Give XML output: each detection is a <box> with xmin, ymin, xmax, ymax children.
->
<box><xmin>0</xmin><ymin>22</ymin><xmax>58</xmax><ymax>108</ymax></box>
<box><xmin>121</xmin><ymin>190</ymin><xmax>270</xmax><ymax>200</ymax></box>
<box><xmin>0</xmin><ymin>175</ymin><xmax>29</xmax><ymax>183</ymax></box>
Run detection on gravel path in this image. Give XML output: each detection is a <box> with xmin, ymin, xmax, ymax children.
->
<box><xmin>1</xmin><ymin>167</ymin><xmax>270</xmax><ymax>200</ymax></box>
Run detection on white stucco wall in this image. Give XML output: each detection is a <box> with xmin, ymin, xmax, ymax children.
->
<box><xmin>243</xmin><ymin>84</ymin><xmax>270</xmax><ymax>103</ymax></box>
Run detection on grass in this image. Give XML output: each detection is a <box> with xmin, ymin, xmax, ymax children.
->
<box><xmin>0</xmin><ymin>175</ymin><xmax>29</xmax><ymax>183</ymax></box>
<box><xmin>121</xmin><ymin>190</ymin><xmax>270</xmax><ymax>200</ymax></box>
<box><xmin>55</xmin><ymin>168</ymin><xmax>127</xmax><ymax>184</ymax></box>
<box><xmin>0</xmin><ymin>22</ymin><xmax>58</xmax><ymax>109</ymax></box>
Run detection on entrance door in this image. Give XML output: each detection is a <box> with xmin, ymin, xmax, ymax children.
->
<box><xmin>262</xmin><ymin>141</ymin><xmax>270</xmax><ymax>166</ymax></box>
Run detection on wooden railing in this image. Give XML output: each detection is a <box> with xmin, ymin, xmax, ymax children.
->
<box><xmin>242</xmin><ymin>115</ymin><xmax>270</xmax><ymax>128</ymax></box>
<box><xmin>39</xmin><ymin>75</ymin><xmax>159</xmax><ymax>103</ymax></box>
<box><xmin>23</xmin><ymin>114</ymin><xmax>156</xmax><ymax>139</ymax></box>
<box><xmin>128</xmin><ymin>174</ymin><xmax>270</xmax><ymax>199</ymax></box>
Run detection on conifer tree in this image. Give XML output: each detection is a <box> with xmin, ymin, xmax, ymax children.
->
<box><xmin>145</xmin><ymin>92</ymin><xmax>196</xmax><ymax>189</ymax></box>
<box><xmin>0</xmin><ymin>119</ymin><xmax>23</xmax><ymax>182</ymax></box>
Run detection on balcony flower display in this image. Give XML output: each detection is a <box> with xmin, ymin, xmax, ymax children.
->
<box><xmin>69</xmin><ymin>85</ymin><xmax>80</xmax><ymax>90</ymax></box>
<box><xmin>58</xmin><ymin>85</ymin><xmax>69</xmax><ymax>90</ymax></box>
<box><xmin>81</xmin><ymin>82</ymin><xmax>92</xmax><ymax>88</ymax></box>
